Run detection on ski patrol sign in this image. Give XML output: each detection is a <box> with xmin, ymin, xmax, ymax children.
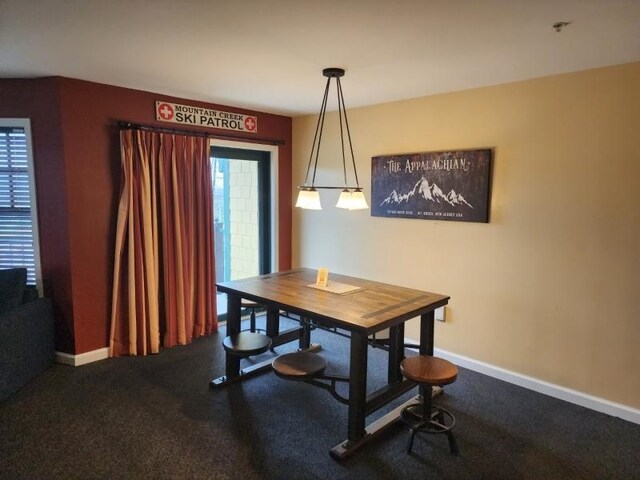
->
<box><xmin>155</xmin><ymin>101</ymin><xmax>258</xmax><ymax>133</ymax></box>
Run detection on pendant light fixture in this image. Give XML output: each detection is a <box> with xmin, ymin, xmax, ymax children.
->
<box><xmin>295</xmin><ymin>67</ymin><xmax>368</xmax><ymax>211</ymax></box>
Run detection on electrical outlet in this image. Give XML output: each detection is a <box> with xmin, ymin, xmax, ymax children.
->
<box><xmin>435</xmin><ymin>306</ymin><xmax>446</xmax><ymax>322</ymax></box>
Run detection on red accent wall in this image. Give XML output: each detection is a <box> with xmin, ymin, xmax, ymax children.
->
<box><xmin>0</xmin><ymin>78</ymin><xmax>76</xmax><ymax>352</ymax></box>
<box><xmin>1</xmin><ymin>77</ymin><xmax>293</xmax><ymax>354</ymax></box>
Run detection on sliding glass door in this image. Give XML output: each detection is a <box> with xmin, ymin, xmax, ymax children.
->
<box><xmin>211</xmin><ymin>146</ymin><xmax>270</xmax><ymax>317</ymax></box>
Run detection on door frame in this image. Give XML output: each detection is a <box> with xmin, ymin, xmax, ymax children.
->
<box><xmin>209</xmin><ymin>139</ymin><xmax>279</xmax><ymax>275</ymax></box>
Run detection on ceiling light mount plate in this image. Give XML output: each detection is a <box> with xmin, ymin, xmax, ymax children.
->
<box><xmin>323</xmin><ymin>67</ymin><xmax>345</xmax><ymax>78</ymax></box>
<box><xmin>553</xmin><ymin>21</ymin><xmax>571</xmax><ymax>32</ymax></box>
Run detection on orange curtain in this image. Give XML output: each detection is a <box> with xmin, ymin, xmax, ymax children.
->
<box><xmin>110</xmin><ymin>129</ymin><xmax>217</xmax><ymax>356</ymax></box>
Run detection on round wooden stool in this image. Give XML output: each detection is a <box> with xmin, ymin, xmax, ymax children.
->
<box><xmin>400</xmin><ymin>355</ymin><xmax>459</xmax><ymax>455</ymax></box>
<box><xmin>222</xmin><ymin>331</ymin><xmax>272</xmax><ymax>357</ymax></box>
<box><xmin>240</xmin><ymin>300</ymin><xmax>262</xmax><ymax>333</ymax></box>
<box><xmin>272</xmin><ymin>352</ymin><xmax>327</xmax><ymax>380</ymax></box>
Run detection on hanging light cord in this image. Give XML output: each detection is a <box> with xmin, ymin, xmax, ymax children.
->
<box><xmin>311</xmin><ymin>78</ymin><xmax>330</xmax><ymax>186</ymax></box>
<box><xmin>337</xmin><ymin>77</ymin><xmax>360</xmax><ymax>189</ymax></box>
<box><xmin>302</xmin><ymin>76</ymin><xmax>331</xmax><ymax>187</ymax></box>
<box><xmin>337</xmin><ymin>77</ymin><xmax>348</xmax><ymax>187</ymax></box>
<box><xmin>299</xmin><ymin>68</ymin><xmax>362</xmax><ymax>191</ymax></box>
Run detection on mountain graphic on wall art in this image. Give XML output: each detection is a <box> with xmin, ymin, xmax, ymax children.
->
<box><xmin>380</xmin><ymin>176</ymin><xmax>474</xmax><ymax>209</ymax></box>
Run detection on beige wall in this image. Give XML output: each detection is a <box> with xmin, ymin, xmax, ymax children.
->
<box><xmin>292</xmin><ymin>62</ymin><xmax>640</xmax><ymax>410</ymax></box>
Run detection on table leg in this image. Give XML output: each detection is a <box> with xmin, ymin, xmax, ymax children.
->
<box><xmin>265</xmin><ymin>305</ymin><xmax>279</xmax><ymax>336</ymax></box>
<box><xmin>420</xmin><ymin>311</ymin><xmax>435</xmax><ymax>356</ymax></box>
<box><xmin>225</xmin><ymin>293</ymin><xmax>242</xmax><ymax>336</ymax></box>
<box><xmin>223</xmin><ymin>294</ymin><xmax>242</xmax><ymax>380</ymax></box>
<box><xmin>347</xmin><ymin>330</ymin><xmax>368</xmax><ymax>443</ymax></box>
<box><xmin>299</xmin><ymin>316</ymin><xmax>311</xmax><ymax>350</ymax></box>
<box><xmin>387</xmin><ymin>323</ymin><xmax>405</xmax><ymax>384</ymax></box>
<box><xmin>329</xmin><ymin>332</ymin><xmax>416</xmax><ymax>460</ymax></box>
<box><xmin>419</xmin><ymin>310</ymin><xmax>443</xmax><ymax>397</ymax></box>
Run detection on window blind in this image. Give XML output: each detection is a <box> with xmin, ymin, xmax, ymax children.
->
<box><xmin>0</xmin><ymin>127</ymin><xmax>36</xmax><ymax>284</ymax></box>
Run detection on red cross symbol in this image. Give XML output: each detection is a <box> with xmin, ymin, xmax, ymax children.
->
<box><xmin>158</xmin><ymin>103</ymin><xmax>174</xmax><ymax>120</ymax></box>
<box><xmin>244</xmin><ymin>116</ymin><xmax>256</xmax><ymax>132</ymax></box>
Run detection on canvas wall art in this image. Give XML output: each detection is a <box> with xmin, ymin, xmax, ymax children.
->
<box><xmin>371</xmin><ymin>149</ymin><xmax>492</xmax><ymax>223</ymax></box>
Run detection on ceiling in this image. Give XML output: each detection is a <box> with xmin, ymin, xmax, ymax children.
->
<box><xmin>1</xmin><ymin>0</ymin><xmax>639</xmax><ymax>116</ymax></box>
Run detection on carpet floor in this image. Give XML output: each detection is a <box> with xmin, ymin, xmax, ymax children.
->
<box><xmin>1</xmin><ymin>318</ymin><xmax>639</xmax><ymax>480</ymax></box>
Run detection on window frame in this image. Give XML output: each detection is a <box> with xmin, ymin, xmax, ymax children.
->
<box><xmin>209</xmin><ymin>139</ymin><xmax>279</xmax><ymax>273</ymax></box>
<box><xmin>0</xmin><ymin>118</ymin><xmax>42</xmax><ymax>293</ymax></box>
<box><xmin>211</xmin><ymin>146</ymin><xmax>272</xmax><ymax>278</ymax></box>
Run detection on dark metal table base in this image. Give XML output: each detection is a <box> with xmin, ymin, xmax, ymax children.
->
<box><xmin>330</xmin><ymin>396</ymin><xmax>420</xmax><ymax>459</ymax></box>
<box><xmin>210</xmin><ymin>343</ymin><xmax>322</xmax><ymax>388</ymax></box>
<box><xmin>213</xmin><ymin>273</ymin><xmax>449</xmax><ymax>460</ymax></box>
<box><xmin>329</xmin><ymin>386</ymin><xmax>444</xmax><ymax>459</ymax></box>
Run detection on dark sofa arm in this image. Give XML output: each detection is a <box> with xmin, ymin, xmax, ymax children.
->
<box><xmin>0</xmin><ymin>297</ymin><xmax>55</xmax><ymax>401</ymax></box>
<box><xmin>22</xmin><ymin>286</ymin><xmax>40</xmax><ymax>303</ymax></box>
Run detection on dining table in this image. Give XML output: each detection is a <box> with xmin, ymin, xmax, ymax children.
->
<box><xmin>211</xmin><ymin>268</ymin><xmax>450</xmax><ymax>459</ymax></box>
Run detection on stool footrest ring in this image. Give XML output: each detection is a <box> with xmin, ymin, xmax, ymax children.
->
<box><xmin>400</xmin><ymin>403</ymin><xmax>456</xmax><ymax>434</ymax></box>
<box><xmin>400</xmin><ymin>402</ymin><xmax>458</xmax><ymax>455</ymax></box>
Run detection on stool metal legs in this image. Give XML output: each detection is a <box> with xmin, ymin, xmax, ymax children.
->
<box><xmin>401</xmin><ymin>384</ymin><xmax>458</xmax><ymax>455</ymax></box>
<box><xmin>446</xmin><ymin>428</ymin><xmax>458</xmax><ymax>455</ymax></box>
<box><xmin>249</xmin><ymin>308</ymin><xmax>256</xmax><ymax>332</ymax></box>
<box><xmin>407</xmin><ymin>429</ymin><xmax>418</xmax><ymax>454</ymax></box>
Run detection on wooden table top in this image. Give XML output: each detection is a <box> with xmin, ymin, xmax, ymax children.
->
<box><xmin>217</xmin><ymin>268</ymin><xmax>449</xmax><ymax>334</ymax></box>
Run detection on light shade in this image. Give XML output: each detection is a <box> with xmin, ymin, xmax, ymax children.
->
<box><xmin>335</xmin><ymin>189</ymin><xmax>353</xmax><ymax>209</ymax></box>
<box><xmin>348</xmin><ymin>190</ymin><xmax>369</xmax><ymax>210</ymax></box>
<box><xmin>297</xmin><ymin>68</ymin><xmax>368</xmax><ymax>211</ymax></box>
<box><xmin>295</xmin><ymin>188</ymin><xmax>322</xmax><ymax>210</ymax></box>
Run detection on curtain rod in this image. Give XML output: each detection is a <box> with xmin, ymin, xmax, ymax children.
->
<box><xmin>117</xmin><ymin>121</ymin><xmax>285</xmax><ymax>146</ymax></box>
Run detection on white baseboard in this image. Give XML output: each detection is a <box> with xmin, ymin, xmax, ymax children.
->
<box><xmin>425</xmin><ymin>346</ymin><xmax>640</xmax><ymax>425</ymax></box>
<box><xmin>55</xmin><ymin>347</ymin><xmax>109</xmax><ymax>367</ymax></box>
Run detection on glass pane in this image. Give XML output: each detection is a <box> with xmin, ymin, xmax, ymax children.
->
<box><xmin>0</xmin><ymin>127</ymin><xmax>36</xmax><ymax>284</ymax></box>
<box><xmin>212</xmin><ymin>156</ymin><xmax>262</xmax><ymax>317</ymax></box>
<box><xmin>228</xmin><ymin>159</ymin><xmax>260</xmax><ymax>280</ymax></box>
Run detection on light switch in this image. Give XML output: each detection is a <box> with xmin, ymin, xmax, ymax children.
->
<box><xmin>435</xmin><ymin>306</ymin><xmax>446</xmax><ymax>322</ymax></box>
